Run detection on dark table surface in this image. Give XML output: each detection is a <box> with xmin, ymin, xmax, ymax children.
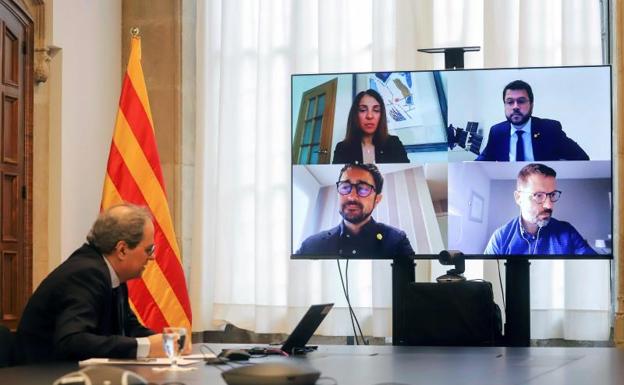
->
<box><xmin>2</xmin><ymin>343</ymin><xmax>623</xmax><ymax>385</ymax></box>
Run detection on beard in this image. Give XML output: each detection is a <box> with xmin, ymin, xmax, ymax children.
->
<box><xmin>535</xmin><ymin>217</ymin><xmax>551</xmax><ymax>228</ymax></box>
<box><xmin>532</xmin><ymin>209</ymin><xmax>552</xmax><ymax>228</ymax></box>
<box><xmin>506</xmin><ymin>107</ymin><xmax>532</xmax><ymax>126</ymax></box>
<box><xmin>340</xmin><ymin>201</ymin><xmax>373</xmax><ymax>225</ymax></box>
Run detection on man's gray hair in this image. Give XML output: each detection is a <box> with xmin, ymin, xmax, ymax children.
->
<box><xmin>86</xmin><ymin>203</ymin><xmax>152</xmax><ymax>254</ymax></box>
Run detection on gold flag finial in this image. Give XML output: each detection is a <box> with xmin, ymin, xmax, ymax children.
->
<box><xmin>130</xmin><ymin>27</ymin><xmax>140</xmax><ymax>37</ymax></box>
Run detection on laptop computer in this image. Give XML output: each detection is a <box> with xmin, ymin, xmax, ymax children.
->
<box><xmin>221</xmin><ymin>303</ymin><xmax>334</xmax><ymax>357</ymax></box>
<box><xmin>279</xmin><ymin>303</ymin><xmax>334</xmax><ymax>354</ymax></box>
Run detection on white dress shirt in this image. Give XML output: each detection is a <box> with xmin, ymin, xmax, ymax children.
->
<box><xmin>509</xmin><ymin>117</ymin><xmax>535</xmax><ymax>161</ymax></box>
<box><xmin>102</xmin><ymin>255</ymin><xmax>150</xmax><ymax>358</ymax></box>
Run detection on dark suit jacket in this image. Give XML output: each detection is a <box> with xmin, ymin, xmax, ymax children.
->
<box><xmin>296</xmin><ymin>219</ymin><xmax>415</xmax><ymax>258</ymax></box>
<box><xmin>16</xmin><ymin>244</ymin><xmax>154</xmax><ymax>363</ymax></box>
<box><xmin>475</xmin><ymin>116</ymin><xmax>589</xmax><ymax>161</ymax></box>
<box><xmin>332</xmin><ymin>135</ymin><xmax>409</xmax><ymax>164</ymax></box>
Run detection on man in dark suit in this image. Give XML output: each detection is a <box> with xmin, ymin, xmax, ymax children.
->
<box><xmin>16</xmin><ymin>204</ymin><xmax>177</xmax><ymax>363</ymax></box>
<box><xmin>476</xmin><ymin>80</ymin><xmax>589</xmax><ymax>161</ymax></box>
<box><xmin>296</xmin><ymin>163</ymin><xmax>414</xmax><ymax>258</ymax></box>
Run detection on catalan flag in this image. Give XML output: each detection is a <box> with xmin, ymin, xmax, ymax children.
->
<box><xmin>100</xmin><ymin>32</ymin><xmax>192</xmax><ymax>332</ymax></box>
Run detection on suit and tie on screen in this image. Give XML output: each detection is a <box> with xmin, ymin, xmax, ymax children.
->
<box><xmin>476</xmin><ymin>80</ymin><xmax>589</xmax><ymax>162</ymax></box>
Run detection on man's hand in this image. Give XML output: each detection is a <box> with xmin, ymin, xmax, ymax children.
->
<box><xmin>146</xmin><ymin>334</ymin><xmax>167</xmax><ymax>358</ymax></box>
<box><xmin>146</xmin><ymin>331</ymin><xmax>191</xmax><ymax>357</ymax></box>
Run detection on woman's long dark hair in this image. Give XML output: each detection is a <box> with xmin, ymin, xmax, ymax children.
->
<box><xmin>344</xmin><ymin>89</ymin><xmax>389</xmax><ymax>145</ymax></box>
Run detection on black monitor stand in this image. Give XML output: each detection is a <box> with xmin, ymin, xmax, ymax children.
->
<box><xmin>390</xmin><ymin>256</ymin><xmax>531</xmax><ymax>347</ymax></box>
<box><xmin>504</xmin><ymin>259</ymin><xmax>531</xmax><ymax>346</ymax></box>
<box><xmin>392</xmin><ymin>257</ymin><xmax>415</xmax><ymax>345</ymax></box>
<box><xmin>417</xmin><ymin>46</ymin><xmax>480</xmax><ymax>69</ymax></box>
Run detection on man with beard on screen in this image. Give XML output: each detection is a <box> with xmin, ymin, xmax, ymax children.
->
<box><xmin>476</xmin><ymin>80</ymin><xmax>589</xmax><ymax>161</ymax></box>
<box><xmin>296</xmin><ymin>163</ymin><xmax>415</xmax><ymax>258</ymax></box>
<box><xmin>484</xmin><ymin>163</ymin><xmax>596</xmax><ymax>255</ymax></box>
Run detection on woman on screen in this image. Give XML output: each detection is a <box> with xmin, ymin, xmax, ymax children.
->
<box><xmin>332</xmin><ymin>89</ymin><xmax>409</xmax><ymax>164</ymax></box>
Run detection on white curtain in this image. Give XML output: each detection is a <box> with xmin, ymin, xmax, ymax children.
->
<box><xmin>481</xmin><ymin>0</ymin><xmax>610</xmax><ymax>341</ymax></box>
<box><xmin>190</xmin><ymin>0</ymin><xmax>609</xmax><ymax>340</ymax></box>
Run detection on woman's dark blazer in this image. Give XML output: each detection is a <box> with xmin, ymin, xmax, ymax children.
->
<box><xmin>332</xmin><ymin>135</ymin><xmax>409</xmax><ymax>164</ymax></box>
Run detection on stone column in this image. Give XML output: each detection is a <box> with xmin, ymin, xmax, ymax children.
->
<box><xmin>122</xmin><ymin>0</ymin><xmax>182</xmax><ymax>247</ymax></box>
<box><xmin>24</xmin><ymin>0</ymin><xmax>61</xmax><ymax>289</ymax></box>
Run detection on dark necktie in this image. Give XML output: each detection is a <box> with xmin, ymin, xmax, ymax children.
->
<box><xmin>516</xmin><ymin>130</ymin><xmax>525</xmax><ymax>161</ymax></box>
<box><xmin>113</xmin><ymin>286</ymin><xmax>126</xmax><ymax>336</ymax></box>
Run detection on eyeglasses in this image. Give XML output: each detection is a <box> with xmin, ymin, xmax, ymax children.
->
<box><xmin>505</xmin><ymin>97</ymin><xmax>530</xmax><ymax>107</ymax></box>
<box><xmin>145</xmin><ymin>244</ymin><xmax>156</xmax><ymax>257</ymax></box>
<box><xmin>517</xmin><ymin>190</ymin><xmax>562</xmax><ymax>204</ymax></box>
<box><xmin>336</xmin><ymin>181</ymin><xmax>376</xmax><ymax>197</ymax></box>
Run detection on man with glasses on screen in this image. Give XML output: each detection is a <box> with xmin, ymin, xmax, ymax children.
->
<box><xmin>476</xmin><ymin>80</ymin><xmax>589</xmax><ymax>161</ymax></box>
<box><xmin>296</xmin><ymin>163</ymin><xmax>414</xmax><ymax>258</ymax></box>
<box><xmin>484</xmin><ymin>163</ymin><xmax>596</xmax><ymax>255</ymax></box>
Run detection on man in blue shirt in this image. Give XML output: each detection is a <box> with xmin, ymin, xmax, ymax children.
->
<box><xmin>476</xmin><ymin>80</ymin><xmax>589</xmax><ymax>161</ymax></box>
<box><xmin>484</xmin><ymin>163</ymin><xmax>596</xmax><ymax>256</ymax></box>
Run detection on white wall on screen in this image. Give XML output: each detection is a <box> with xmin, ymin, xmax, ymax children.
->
<box><xmin>292</xmin><ymin>166</ymin><xmax>322</xmax><ymax>252</ymax></box>
<box><xmin>447</xmin><ymin>163</ymin><xmax>492</xmax><ymax>254</ymax></box>
<box><xmin>445</xmin><ymin>66</ymin><xmax>611</xmax><ymax>161</ymax></box>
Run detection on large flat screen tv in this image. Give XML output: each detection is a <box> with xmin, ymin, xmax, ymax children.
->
<box><xmin>291</xmin><ymin>65</ymin><xmax>612</xmax><ymax>260</ymax></box>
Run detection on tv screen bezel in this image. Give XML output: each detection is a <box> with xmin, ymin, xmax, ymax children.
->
<box><xmin>290</xmin><ymin>64</ymin><xmax>613</xmax><ymax>260</ymax></box>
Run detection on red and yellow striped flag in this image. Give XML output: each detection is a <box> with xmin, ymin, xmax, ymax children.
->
<box><xmin>100</xmin><ymin>34</ymin><xmax>192</xmax><ymax>332</ymax></box>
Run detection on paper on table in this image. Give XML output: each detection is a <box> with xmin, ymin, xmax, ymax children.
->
<box><xmin>185</xmin><ymin>353</ymin><xmax>216</xmax><ymax>359</ymax></box>
<box><xmin>79</xmin><ymin>357</ymin><xmax>203</xmax><ymax>367</ymax></box>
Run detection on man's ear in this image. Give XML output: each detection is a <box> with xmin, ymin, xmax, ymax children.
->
<box><xmin>514</xmin><ymin>190</ymin><xmax>521</xmax><ymax>206</ymax></box>
<box><xmin>375</xmin><ymin>193</ymin><xmax>383</xmax><ymax>205</ymax></box>
<box><xmin>115</xmin><ymin>241</ymin><xmax>127</xmax><ymax>259</ymax></box>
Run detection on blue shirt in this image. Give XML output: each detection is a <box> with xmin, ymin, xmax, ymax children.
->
<box><xmin>484</xmin><ymin>216</ymin><xmax>596</xmax><ymax>256</ymax></box>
